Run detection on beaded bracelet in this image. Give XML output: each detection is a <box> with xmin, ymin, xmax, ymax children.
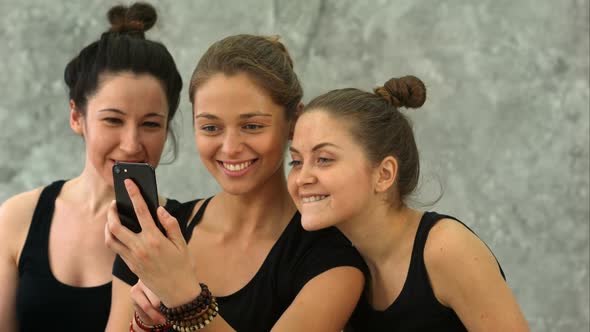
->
<box><xmin>169</xmin><ymin>297</ymin><xmax>218</xmax><ymax>327</ymax></box>
<box><xmin>170</xmin><ymin>297</ymin><xmax>219</xmax><ymax>331</ymax></box>
<box><xmin>134</xmin><ymin>312</ymin><xmax>171</xmax><ymax>332</ymax></box>
<box><xmin>160</xmin><ymin>283</ymin><xmax>212</xmax><ymax>322</ymax></box>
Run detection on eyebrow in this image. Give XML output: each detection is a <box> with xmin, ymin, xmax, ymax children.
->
<box><xmin>239</xmin><ymin>112</ymin><xmax>272</xmax><ymax>119</ymax></box>
<box><xmin>194</xmin><ymin>112</ymin><xmax>218</xmax><ymax>120</ymax></box>
<box><xmin>98</xmin><ymin>109</ymin><xmax>165</xmax><ymax>118</ymax></box>
<box><xmin>289</xmin><ymin>142</ymin><xmax>342</xmax><ymax>154</ymax></box>
<box><xmin>195</xmin><ymin>111</ymin><xmax>273</xmax><ymax>120</ymax></box>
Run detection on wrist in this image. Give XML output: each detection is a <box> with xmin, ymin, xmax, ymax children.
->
<box><xmin>134</xmin><ymin>312</ymin><xmax>171</xmax><ymax>332</ymax></box>
<box><xmin>130</xmin><ymin>318</ymin><xmax>146</xmax><ymax>332</ymax></box>
<box><xmin>161</xmin><ymin>281</ymin><xmax>203</xmax><ymax>308</ymax></box>
<box><xmin>160</xmin><ymin>283</ymin><xmax>219</xmax><ymax>330</ymax></box>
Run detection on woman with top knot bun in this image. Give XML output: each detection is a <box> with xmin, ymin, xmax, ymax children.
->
<box><xmin>287</xmin><ymin>76</ymin><xmax>531</xmax><ymax>331</ymax></box>
<box><xmin>0</xmin><ymin>3</ymin><xmax>182</xmax><ymax>331</ymax></box>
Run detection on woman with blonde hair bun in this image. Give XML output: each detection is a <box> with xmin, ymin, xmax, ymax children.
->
<box><xmin>107</xmin><ymin>34</ymin><xmax>366</xmax><ymax>331</ymax></box>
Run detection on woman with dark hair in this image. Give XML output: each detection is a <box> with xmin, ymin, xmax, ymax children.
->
<box><xmin>0</xmin><ymin>3</ymin><xmax>182</xmax><ymax>331</ymax></box>
<box><xmin>287</xmin><ymin>76</ymin><xmax>530</xmax><ymax>331</ymax></box>
<box><xmin>106</xmin><ymin>34</ymin><xmax>366</xmax><ymax>331</ymax></box>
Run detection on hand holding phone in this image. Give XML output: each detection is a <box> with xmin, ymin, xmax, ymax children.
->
<box><xmin>112</xmin><ymin>162</ymin><xmax>166</xmax><ymax>235</ymax></box>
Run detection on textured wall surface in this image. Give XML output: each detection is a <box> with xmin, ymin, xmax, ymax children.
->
<box><xmin>1</xmin><ymin>0</ymin><xmax>588</xmax><ymax>330</ymax></box>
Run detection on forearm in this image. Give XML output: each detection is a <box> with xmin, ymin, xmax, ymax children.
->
<box><xmin>193</xmin><ymin>314</ymin><xmax>235</xmax><ymax>332</ymax></box>
<box><xmin>0</xmin><ymin>312</ymin><xmax>17</xmax><ymax>332</ymax></box>
<box><xmin>0</xmin><ymin>293</ymin><xmax>18</xmax><ymax>332</ymax></box>
<box><xmin>271</xmin><ymin>267</ymin><xmax>364</xmax><ymax>331</ymax></box>
<box><xmin>105</xmin><ymin>277</ymin><xmax>135</xmax><ymax>332</ymax></box>
<box><xmin>129</xmin><ymin>315</ymin><xmax>235</xmax><ymax>332</ymax></box>
<box><xmin>0</xmin><ymin>264</ymin><xmax>19</xmax><ymax>332</ymax></box>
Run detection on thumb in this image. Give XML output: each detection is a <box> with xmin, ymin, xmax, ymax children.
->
<box><xmin>157</xmin><ymin>206</ymin><xmax>186</xmax><ymax>248</ymax></box>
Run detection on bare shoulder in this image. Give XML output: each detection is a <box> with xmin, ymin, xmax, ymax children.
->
<box><xmin>0</xmin><ymin>188</ymin><xmax>43</xmax><ymax>229</ymax></box>
<box><xmin>423</xmin><ymin>217</ymin><xmax>503</xmax><ymax>304</ymax></box>
<box><xmin>0</xmin><ymin>188</ymin><xmax>44</xmax><ymax>260</ymax></box>
<box><xmin>422</xmin><ymin>217</ymin><xmax>529</xmax><ymax>330</ymax></box>
<box><xmin>424</xmin><ymin>217</ymin><xmax>498</xmax><ymax>265</ymax></box>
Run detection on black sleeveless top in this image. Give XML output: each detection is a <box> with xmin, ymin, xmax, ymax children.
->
<box><xmin>348</xmin><ymin>212</ymin><xmax>505</xmax><ymax>332</ymax></box>
<box><xmin>16</xmin><ymin>180</ymin><xmax>179</xmax><ymax>331</ymax></box>
<box><xmin>114</xmin><ymin>198</ymin><xmax>367</xmax><ymax>331</ymax></box>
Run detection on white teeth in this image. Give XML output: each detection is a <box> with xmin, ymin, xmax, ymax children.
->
<box><xmin>223</xmin><ymin>161</ymin><xmax>253</xmax><ymax>171</ymax></box>
<box><xmin>301</xmin><ymin>195</ymin><xmax>327</xmax><ymax>203</ymax></box>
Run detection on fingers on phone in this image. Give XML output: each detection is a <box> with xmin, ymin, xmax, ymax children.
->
<box><xmin>106</xmin><ymin>201</ymin><xmax>121</xmax><ymax>234</ymax></box>
<box><xmin>126</xmin><ymin>180</ymin><xmax>153</xmax><ymax>229</ymax></box>
<box><xmin>105</xmin><ymin>222</ymin><xmax>126</xmax><ymax>255</ymax></box>
<box><xmin>157</xmin><ymin>206</ymin><xmax>170</xmax><ymax>218</ymax></box>
<box><xmin>105</xmin><ymin>200</ymin><xmax>134</xmax><ymax>256</ymax></box>
<box><xmin>158</xmin><ymin>207</ymin><xmax>184</xmax><ymax>245</ymax></box>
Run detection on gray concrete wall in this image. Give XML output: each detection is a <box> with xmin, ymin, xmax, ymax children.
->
<box><xmin>1</xmin><ymin>0</ymin><xmax>588</xmax><ymax>330</ymax></box>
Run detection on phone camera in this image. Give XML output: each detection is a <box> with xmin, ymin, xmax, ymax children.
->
<box><xmin>114</xmin><ymin>166</ymin><xmax>121</xmax><ymax>174</ymax></box>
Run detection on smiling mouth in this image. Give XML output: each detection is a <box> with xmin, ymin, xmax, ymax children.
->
<box><xmin>112</xmin><ymin>159</ymin><xmax>146</xmax><ymax>164</ymax></box>
<box><xmin>301</xmin><ymin>195</ymin><xmax>329</xmax><ymax>203</ymax></box>
<box><xmin>219</xmin><ymin>159</ymin><xmax>256</xmax><ymax>172</ymax></box>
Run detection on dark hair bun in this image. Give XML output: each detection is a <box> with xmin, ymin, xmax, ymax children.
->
<box><xmin>107</xmin><ymin>2</ymin><xmax>157</xmax><ymax>33</ymax></box>
<box><xmin>374</xmin><ymin>75</ymin><xmax>426</xmax><ymax>109</ymax></box>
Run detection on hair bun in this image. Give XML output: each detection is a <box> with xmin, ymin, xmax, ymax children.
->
<box><xmin>265</xmin><ymin>35</ymin><xmax>294</xmax><ymax>69</ymax></box>
<box><xmin>107</xmin><ymin>2</ymin><xmax>157</xmax><ymax>34</ymax></box>
<box><xmin>374</xmin><ymin>75</ymin><xmax>426</xmax><ymax>109</ymax></box>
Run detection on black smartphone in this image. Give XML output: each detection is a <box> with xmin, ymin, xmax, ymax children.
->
<box><xmin>112</xmin><ymin>162</ymin><xmax>165</xmax><ymax>235</ymax></box>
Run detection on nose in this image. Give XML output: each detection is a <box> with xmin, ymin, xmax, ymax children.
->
<box><xmin>119</xmin><ymin>127</ymin><xmax>142</xmax><ymax>155</ymax></box>
<box><xmin>221</xmin><ymin>130</ymin><xmax>244</xmax><ymax>156</ymax></box>
<box><xmin>295</xmin><ymin>163</ymin><xmax>317</xmax><ymax>187</ymax></box>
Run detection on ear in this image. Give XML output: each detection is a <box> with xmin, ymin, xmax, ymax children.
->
<box><xmin>69</xmin><ymin>100</ymin><xmax>84</xmax><ymax>136</ymax></box>
<box><xmin>374</xmin><ymin>156</ymin><xmax>398</xmax><ymax>193</ymax></box>
<box><xmin>289</xmin><ymin>102</ymin><xmax>304</xmax><ymax>140</ymax></box>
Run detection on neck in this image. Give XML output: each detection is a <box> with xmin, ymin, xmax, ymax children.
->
<box><xmin>338</xmin><ymin>201</ymin><xmax>418</xmax><ymax>268</ymax></box>
<box><xmin>63</xmin><ymin>165</ymin><xmax>115</xmax><ymax>217</ymax></box>
<box><xmin>215</xmin><ymin>168</ymin><xmax>296</xmax><ymax>235</ymax></box>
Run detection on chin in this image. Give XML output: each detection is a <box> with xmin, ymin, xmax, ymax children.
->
<box><xmin>220</xmin><ymin>182</ymin><xmax>258</xmax><ymax>196</ymax></box>
<box><xmin>300</xmin><ymin>215</ymin><xmax>333</xmax><ymax>231</ymax></box>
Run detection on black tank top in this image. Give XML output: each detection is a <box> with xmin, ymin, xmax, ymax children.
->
<box><xmin>16</xmin><ymin>180</ymin><xmax>112</xmax><ymax>331</ymax></box>
<box><xmin>114</xmin><ymin>198</ymin><xmax>368</xmax><ymax>331</ymax></box>
<box><xmin>349</xmin><ymin>212</ymin><xmax>505</xmax><ymax>331</ymax></box>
